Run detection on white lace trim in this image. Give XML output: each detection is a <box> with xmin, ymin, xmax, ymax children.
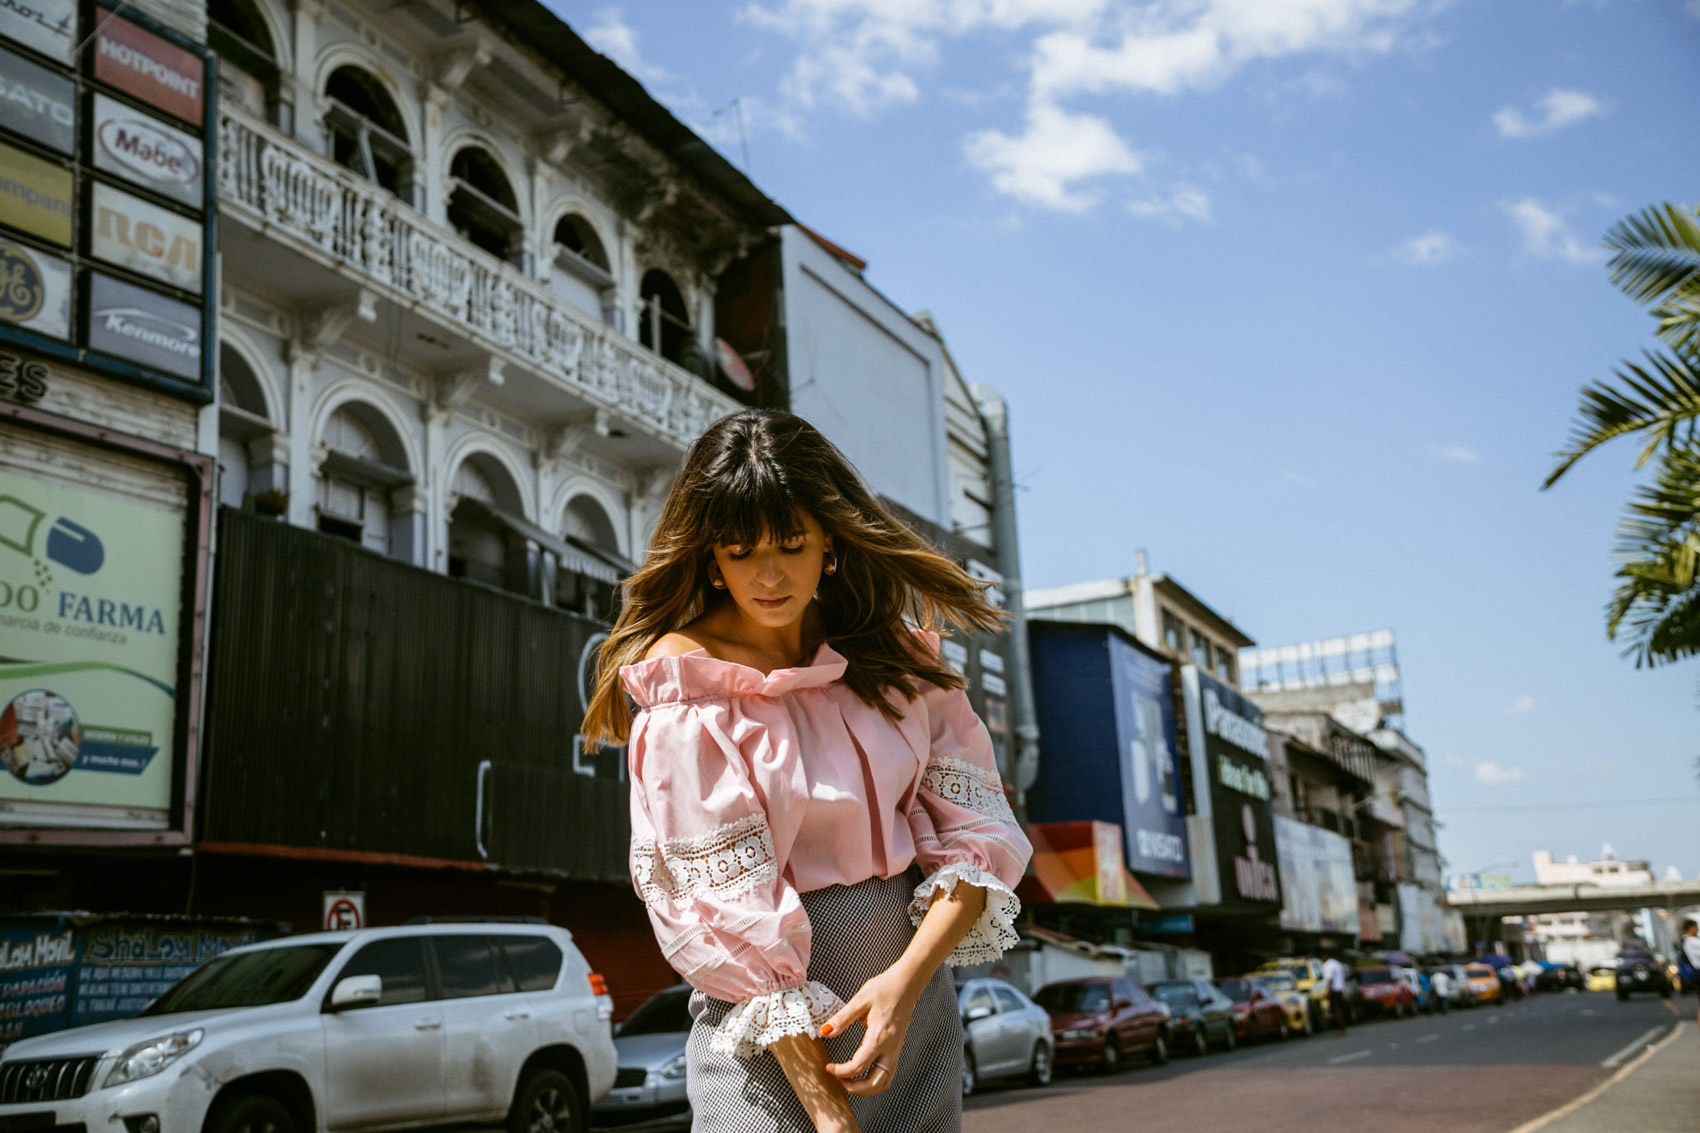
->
<box><xmin>909</xmin><ymin>862</ymin><xmax>1022</xmax><ymax>967</ymax></box>
<box><xmin>920</xmin><ymin>755</ymin><xmax>1018</xmax><ymax>826</ymax></box>
<box><xmin>633</xmin><ymin>812</ymin><xmax>778</xmax><ymax>908</ymax></box>
<box><xmin>710</xmin><ymin>980</ymin><xmax>846</xmax><ymax>1059</ymax></box>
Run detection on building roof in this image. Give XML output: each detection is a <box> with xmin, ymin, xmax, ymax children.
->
<box><xmin>1025</xmin><ymin>572</ymin><xmax>1255</xmax><ymax>649</ymax></box>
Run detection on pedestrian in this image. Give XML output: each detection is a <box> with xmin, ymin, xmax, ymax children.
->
<box><xmin>1320</xmin><ymin>951</ymin><xmax>1349</xmax><ymax>1035</ymax></box>
<box><xmin>584</xmin><ymin>410</ymin><xmax>1032</xmax><ymax>1133</ymax></box>
<box><xmin>1430</xmin><ymin>967</ymin><xmax>1451</xmax><ymax>1015</ymax></box>
<box><xmin>1680</xmin><ymin>919</ymin><xmax>1700</xmax><ymax>1032</ymax></box>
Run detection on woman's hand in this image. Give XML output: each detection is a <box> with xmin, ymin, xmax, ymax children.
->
<box><xmin>820</xmin><ymin>965</ymin><xmax>924</xmax><ymax>1095</ymax></box>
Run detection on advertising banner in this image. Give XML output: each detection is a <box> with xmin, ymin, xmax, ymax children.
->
<box><xmin>0</xmin><ymin>456</ymin><xmax>185</xmax><ymax>828</ymax></box>
<box><xmin>0</xmin><ymin>236</ymin><xmax>70</xmax><ymax>339</ymax></box>
<box><xmin>1108</xmin><ymin>632</ymin><xmax>1189</xmax><ymax>877</ymax></box>
<box><xmin>91</xmin><ymin>93</ymin><xmax>202</xmax><ymax>210</ymax></box>
<box><xmin>0</xmin><ymin>0</ymin><xmax>74</xmax><ymax>64</ymax></box>
<box><xmin>86</xmin><ymin>271</ymin><xmax>201</xmax><ymax>380</ymax></box>
<box><xmin>92</xmin><ymin>8</ymin><xmax>204</xmax><ymax>125</ymax></box>
<box><xmin>0</xmin><ymin>43</ymin><xmax>73</xmax><ymax>153</ymax></box>
<box><xmin>89</xmin><ymin>182</ymin><xmax>202</xmax><ymax>292</ymax></box>
<box><xmin>1275</xmin><ymin>815</ymin><xmax>1361</xmax><ymax>935</ymax></box>
<box><xmin>1184</xmin><ymin>667</ymin><xmax>1281</xmax><ymax>910</ymax></box>
<box><xmin>0</xmin><ymin>137</ymin><xmax>68</xmax><ymax>245</ymax></box>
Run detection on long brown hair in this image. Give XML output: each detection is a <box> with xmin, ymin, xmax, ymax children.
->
<box><xmin>583</xmin><ymin>410</ymin><xmax>1005</xmax><ymax>744</ymax></box>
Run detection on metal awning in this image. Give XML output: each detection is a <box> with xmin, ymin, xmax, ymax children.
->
<box><xmin>456</xmin><ymin>498</ymin><xmax>634</xmax><ymax>584</ymax></box>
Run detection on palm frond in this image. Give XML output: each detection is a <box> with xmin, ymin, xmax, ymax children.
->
<box><xmin>1544</xmin><ymin>349</ymin><xmax>1700</xmax><ymax>487</ymax></box>
<box><xmin>1605</xmin><ymin>444</ymin><xmax>1700</xmax><ymax>668</ymax></box>
<box><xmin>1603</xmin><ymin>202</ymin><xmax>1700</xmax><ymax>309</ymax></box>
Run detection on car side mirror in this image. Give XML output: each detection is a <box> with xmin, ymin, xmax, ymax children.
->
<box><xmin>329</xmin><ymin>974</ymin><xmax>383</xmax><ymax>1010</ymax></box>
<box><xmin>964</xmin><ymin>1005</ymin><xmax>994</xmax><ymax>1022</ymax></box>
<box><xmin>1114</xmin><ymin>999</ymin><xmax>1132</xmax><ymax>1010</ymax></box>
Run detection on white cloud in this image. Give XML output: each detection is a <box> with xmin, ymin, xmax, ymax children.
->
<box><xmin>1434</xmin><ymin>444</ymin><xmax>1479</xmax><ymax>464</ymax></box>
<box><xmin>1391</xmin><ymin>229</ymin><xmax>1463</xmax><ymax>265</ymax></box>
<box><xmin>582</xmin><ymin>7</ymin><xmax>672</xmax><ymax>84</ymax></box>
<box><xmin>1494</xmin><ymin>88</ymin><xmax>1604</xmax><ymax>138</ymax></box>
<box><xmin>1503</xmin><ymin>197</ymin><xmax>1604</xmax><ymax>265</ymax></box>
<box><xmin>1127</xmin><ymin>184</ymin><xmax>1213</xmax><ymax>224</ymax></box>
<box><xmin>964</xmin><ymin>101</ymin><xmax>1142</xmax><ymax>211</ymax></box>
<box><xmin>749</xmin><ymin>0</ymin><xmax>1432</xmax><ymax>209</ymax></box>
<box><xmin>1505</xmin><ymin>695</ymin><xmax>1536</xmax><ymax>715</ymax></box>
<box><xmin>1474</xmin><ymin>760</ymin><xmax>1524</xmax><ymax>785</ymax></box>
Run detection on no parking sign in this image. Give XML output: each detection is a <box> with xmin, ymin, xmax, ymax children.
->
<box><xmin>322</xmin><ymin>891</ymin><xmax>365</xmax><ymax>931</ymax></box>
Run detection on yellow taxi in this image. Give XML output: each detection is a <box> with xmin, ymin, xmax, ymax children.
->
<box><xmin>1462</xmin><ymin>962</ymin><xmax>1502</xmax><ymax>1004</ymax></box>
<box><xmin>1252</xmin><ymin>971</ymin><xmax>1314</xmax><ymax>1036</ymax></box>
<box><xmin>1254</xmin><ymin>957</ymin><xmax>1329</xmax><ymax>1026</ymax></box>
<box><xmin>1586</xmin><ymin>966</ymin><xmax>1616</xmax><ymax>992</ymax></box>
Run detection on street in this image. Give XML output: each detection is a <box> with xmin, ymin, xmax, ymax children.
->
<box><xmin>965</xmin><ymin>992</ymin><xmax>1690</xmax><ymax>1132</ymax></box>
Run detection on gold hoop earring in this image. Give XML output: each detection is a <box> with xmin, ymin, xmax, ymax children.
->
<box><xmin>824</xmin><ymin>553</ymin><xmax>837</xmax><ymax>576</ymax></box>
<box><xmin>711</xmin><ymin>577</ymin><xmax>727</xmax><ymax>589</ymax></box>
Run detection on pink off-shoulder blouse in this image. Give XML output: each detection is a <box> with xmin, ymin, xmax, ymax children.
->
<box><xmin>620</xmin><ymin>632</ymin><xmax>1031</xmax><ymax>1058</ymax></box>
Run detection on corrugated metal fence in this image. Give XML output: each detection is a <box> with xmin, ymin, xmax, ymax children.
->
<box><xmin>202</xmin><ymin>508</ymin><xmax>629</xmax><ymax>880</ymax></box>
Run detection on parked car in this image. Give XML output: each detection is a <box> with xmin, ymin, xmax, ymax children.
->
<box><xmin>1149</xmin><ymin>980</ymin><xmax>1237</xmax><ymax>1056</ymax></box>
<box><xmin>1215</xmin><ymin>978</ymin><xmax>1290</xmax><ymax>1042</ymax></box>
<box><xmin>959</xmin><ymin>979</ymin><xmax>1055</xmax><ymax>1095</ymax></box>
<box><xmin>1615</xmin><ymin>950</ymin><xmax>1674</xmax><ymax>1000</ymax></box>
<box><xmin>1434</xmin><ymin>965</ymin><xmax>1479</xmax><ymax>1007</ymax></box>
<box><xmin>0</xmin><ymin>922</ymin><xmax>616</xmax><ymax>1133</ymax></box>
<box><xmin>1354</xmin><ymin>968</ymin><xmax>1416</xmax><ymax>1017</ymax></box>
<box><xmin>1397</xmin><ymin>967</ymin><xmax>1435</xmax><ymax>1013</ymax></box>
<box><xmin>1535</xmin><ymin>963</ymin><xmax>1586</xmax><ymax>993</ymax></box>
<box><xmin>1035</xmin><ymin>976</ymin><xmax>1170</xmax><ymax>1074</ymax></box>
<box><xmin>1586</xmin><ymin>965</ymin><xmax>1617</xmax><ymax>992</ymax></box>
<box><xmin>1253</xmin><ymin>957</ymin><xmax>1328</xmax><ymax>1028</ymax></box>
<box><xmin>1251</xmin><ymin>971</ymin><xmax>1314</xmax><ymax>1036</ymax></box>
<box><xmin>592</xmin><ymin>984</ymin><xmax>691</xmax><ymax>1131</ymax></box>
<box><xmin>1462</xmin><ymin>963</ymin><xmax>1503</xmax><ymax>1005</ymax></box>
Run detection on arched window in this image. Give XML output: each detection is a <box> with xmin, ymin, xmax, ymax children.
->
<box><xmin>550</xmin><ymin>214</ymin><xmax>615</xmax><ymax>325</ymax></box>
<box><xmin>555</xmin><ymin>215</ymin><xmax>608</xmax><ymax>270</ymax></box>
<box><xmin>447</xmin><ymin>453</ymin><xmax>526</xmax><ymax>592</ymax></box>
<box><xmin>324</xmin><ymin>66</ymin><xmax>413</xmax><ymax>198</ymax></box>
<box><xmin>555</xmin><ymin>494</ymin><xmax>624</xmax><ymax>620</ymax></box>
<box><xmin>564</xmin><ymin>495</ymin><xmax>618</xmax><ymax>553</ymax></box>
<box><xmin>317</xmin><ymin>403</ymin><xmax>410</xmax><ymax>555</ymax></box>
<box><xmin>639</xmin><ymin>269</ymin><xmax>690</xmax><ymax>366</ymax></box>
<box><xmin>217</xmin><ymin>344</ymin><xmax>271</xmax><ymax>510</ymax></box>
<box><xmin>447</xmin><ymin>147</ymin><xmax>523</xmax><ymax>263</ymax></box>
<box><xmin>209</xmin><ymin>0</ymin><xmax>278</xmax><ymax>123</ymax></box>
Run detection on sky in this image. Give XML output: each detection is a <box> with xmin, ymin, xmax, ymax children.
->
<box><xmin>545</xmin><ymin>0</ymin><xmax>1700</xmax><ymax>883</ymax></box>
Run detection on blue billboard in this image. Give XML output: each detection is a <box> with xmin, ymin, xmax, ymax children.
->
<box><xmin>1108</xmin><ymin>632</ymin><xmax>1190</xmax><ymax>877</ymax></box>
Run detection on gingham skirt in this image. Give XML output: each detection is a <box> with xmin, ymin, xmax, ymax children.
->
<box><xmin>685</xmin><ymin>869</ymin><xmax>964</xmax><ymax>1132</ymax></box>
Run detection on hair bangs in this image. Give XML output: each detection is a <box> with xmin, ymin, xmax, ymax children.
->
<box><xmin>697</xmin><ymin>453</ymin><xmax>809</xmax><ymax>549</ymax></box>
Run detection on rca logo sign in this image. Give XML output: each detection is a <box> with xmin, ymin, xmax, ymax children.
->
<box><xmin>89</xmin><ymin>182</ymin><xmax>200</xmax><ymax>292</ymax></box>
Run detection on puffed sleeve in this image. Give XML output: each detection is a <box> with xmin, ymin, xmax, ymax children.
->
<box><xmin>627</xmin><ymin>700</ymin><xmax>843</xmax><ymax>1058</ymax></box>
<box><xmin>905</xmin><ymin>660</ymin><xmax>1033</xmax><ymax>967</ymax></box>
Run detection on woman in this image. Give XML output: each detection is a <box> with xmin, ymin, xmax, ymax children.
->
<box><xmin>585</xmin><ymin>410</ymin><xmax>1031</xmax><ymax>1132</ymax></box>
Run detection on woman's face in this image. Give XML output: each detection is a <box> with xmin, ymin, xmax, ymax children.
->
<box><xmin>709</xmin><ymin>513</ymin><xmax>833</xmax><ymax>629</ymax></box>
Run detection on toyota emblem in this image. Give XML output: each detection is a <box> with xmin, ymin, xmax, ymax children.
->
<box><xmin>22</xmin><ymin>1064</ymin><xmax>50</xmax><ymax>1090</ymax></box>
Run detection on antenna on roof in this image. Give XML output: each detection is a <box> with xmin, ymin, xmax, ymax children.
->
<box><xmin>1134</xmin><ymin>549</ymin><xmax>1149</xmax><ymax>577</ymax></box>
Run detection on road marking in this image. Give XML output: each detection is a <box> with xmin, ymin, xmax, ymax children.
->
<box><xmin>1386</xmin><ymin>1043</ymin><xmax>1398</xmax><ymax>1049</ymax></box>
<box><xmin>1488</xmin><ymin>1015</ymin><xmax>1500</xmax><ymax>1024</ymax></box>
<box><xmin>1601</xmin><ymin>1025</ymin><xmax>1671</xmax><ymax>1069</ymax></box>
<box><xmin>1577</xmin><ymin>1008</ymin><xmax>1597</xmax><ymax>1017</ymax></box>
<box><xmin>1462</xmin><ymin>1023</ymin><xmax>1476</xmax><ymax>1031</ymax></box>
<box><xmin>1416</xmin><ymin>1034</ymin><xmax>1439</xmax><ymax>1044</ymax></box>
<box><xmin>1509</xmin><ymin>1022</ymin><xmax>1684</xmax><ymax>1133</ymax></box>
<box><xmin>1328</xmin><ymin>1049</ymin><xmax>1372</xmax><ymax>1064</ymax></box>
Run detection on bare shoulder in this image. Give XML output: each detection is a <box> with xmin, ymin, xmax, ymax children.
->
<box><xmin>645</xmin><ymin>632</ymin><xmax>706</xmax><ymax>661</ymax></box>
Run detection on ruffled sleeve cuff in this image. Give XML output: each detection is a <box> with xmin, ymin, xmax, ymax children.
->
<box><xmin>709</xmin><ymin>980</ymin><xmax>846</xmax><ymax>1059</ymax></box>
<box><xmin>908</xmin><ymin>862</ymin><xmax>1022</xmax><ymax>967</ymax></box>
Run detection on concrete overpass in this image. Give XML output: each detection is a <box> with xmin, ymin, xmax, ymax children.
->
<box><xmin>1445</xmin><ymin>881</ymin><xmax>1700</xmax><ymax>919</ymax></box>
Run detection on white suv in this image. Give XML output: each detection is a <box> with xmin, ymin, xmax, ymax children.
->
<box><xmin>0</xmin><ymin>921</ymin><xmax>616</xmax><ymax>1133</ymax></box>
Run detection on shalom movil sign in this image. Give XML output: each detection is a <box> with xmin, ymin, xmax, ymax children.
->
<box><xmin>1182</xmin><ymin>666</ymin><xmax>1281</xmax><ymax>910</ymax></box>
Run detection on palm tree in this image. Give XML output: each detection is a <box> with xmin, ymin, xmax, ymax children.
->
<box><xmin>1545</xmin><ymin>202</ymin><xmax>1700</xmax><ymax>676</ymax></box>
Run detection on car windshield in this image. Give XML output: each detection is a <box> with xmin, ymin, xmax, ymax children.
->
<box><xmin>1358</xmin><ymin>968</ymin><xmax>1395</xmax><ymax>986</ymax></box>
<box><xmin>1262</xmin><ymin>975</ymin><xmax>1295</xmax><ymax>993</ymax></box>
<box><xmin>620</xmin><ymin>988</ymin><xmax>692</xmax><ymax>1035</ymax></box>
<box><xmin>1284</xmin><ymin>966</ymin><xmax>1310</xmax><ymax>981</ymax></box>
<box><xmin>1151</xmin><ymin>984</ymin><xmax>1198</xmax><ymax>1007</ymax></box>
<box><xmin>141</xmin><ymin>944</ymin><xmax>342</xmax><ymax>1016</ymax></box>
<box><xmin>1033</xmin><ymin>983</ymin><xmax>1110</xmax><ymax>1014</ymax></box>
<box><xmin>1216</xmin><ymin>980</ymin><xmax>1253</xmax><ymax>1002</ymax></box>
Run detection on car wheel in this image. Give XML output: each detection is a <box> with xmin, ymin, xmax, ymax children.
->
<box><xmin>1149</xmin><ymin>1031</ymin><xmax>1170</xmax><ymax>1066</ymax></box>
<box><xmin>509</xmin><ymin>1068</ymin><xmax>583</xmax><ymax>1133</ymax></box>
<box><xmin>1027</xmin><ymin>1042</ymin><xmax>1053</xmax><ymax>1087</ymax></box>
<box><xmin>1101</xmin><ymin>1034</ymin><xmax>1122</xmax><ymax>1074</ymax></box>
<box><xmin>1192</xmin><ymin>1028</ymin><xmax>1209</xmax><ymax>1057</ymax></box>
<box><xmin>1616</xmin><ymin>989</ymin><xmax>1630</xmax><ymax>1002</ymax></box>
<box><xmin>1301</xmin><ymin>1011</ymin><xmax>1313</xmax><ymax>1036</ymax></box>
<box><xmin>207</xmin><ymin>1093</ymin><xmax>295</xmax><ymax>1133</ymax></box>
<box><xmin>962</xmin><ymin>1049</ymin><xmax>978</xmax><ymax>1097</ymax></box>
<box><xmin>1660</xmin><ymin>987</ymin><xmax>1673</xmax><ymax>1000</ymax></box>
<box><xmin>1277</xmin><ymin>1016</ymin><xmax>1290</xmax><ymax>1042</ymax></box>
<box><xmin>1222</xmin><ymin>1023</ymin><xmax>1237</xmax><ymax>1052</ymax></box>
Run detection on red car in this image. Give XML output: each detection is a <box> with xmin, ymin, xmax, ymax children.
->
<box><xmin>1215</xmin><ymin>977</ymin><xmax>1291</xmax><ymax>1042</ymax></box>
<box><xmin>1355</xmin><ymin>967</ymin><xmax>1416</xmax><ymax>1017</ymax></box>
<box><xmin>1034</xmin><ymin>976</ymin><xmax>1172</xmax><ymax>1072</ymax></box>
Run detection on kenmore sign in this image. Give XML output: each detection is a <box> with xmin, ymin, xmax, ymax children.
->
<box><xmin>86</xmin><ymin>272</ymin><xmax>200</xmax><ymax>381</ymax></box>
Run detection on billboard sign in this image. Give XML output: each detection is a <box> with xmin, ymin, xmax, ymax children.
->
<box><xmin>0</xmin><ymin>0</ymin><xmax>74</xmax><ymax>64</ymax></box>
<box><xmin>1109</xmin><ymin>632</ymin><xmax>1189</xmax><ymax>877</ymax></box>
<box><xmin>89</xmin><ymin>181</ymin><xmax>201</xmax><ymax>292</ymax></box>
<box><xmin>0</xmin><ymin>43</ymin><xmax>73</xmax><ymax>153</ymax></box>
<box><xmin>1275</xmin><ymin>815</ymin><xmax>1361</xmax><ymax>935</ymax></box>
<box><xmin>0</xmin><ymin>137</ymin><xmax>69</xmax><ymax>245</ymax></box>
<box><xmin>86</xmin><ymin>271</ymin><xmax>200</xmax><ymax>380</ymax></box>
<box><xmin>91</xmin><ymin>93</ymin><xmax>202</xmax><ymax>210</ymax></box>
<box><xmin>0</xmin><ymin>458</ymin><xmax>185</xmax><ymax>828</ymax></box>
<box><xmin>1184</xmin><ymin>667</ymin><xmax>1281</xmax><ymax>910</ymax></box>
<box><xmin>0</xmin><ymin>236</ymin><xmax>70</xmax><ymax>339</ymax></box>
<box><xmin>91</xmin><ymin>8</ymin><xmax>203</xmax><ymax>124</ymax></box>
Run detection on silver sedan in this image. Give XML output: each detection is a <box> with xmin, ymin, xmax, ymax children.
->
<box><xmin>958</xmin><ymin>977</ymin><xmax>1055</xmax><ymax>1095</ymax></box>
<box><xmin>592</xmin><ymin>984</ymin><xmax>693</xmax><ymax>1131</ymax></box>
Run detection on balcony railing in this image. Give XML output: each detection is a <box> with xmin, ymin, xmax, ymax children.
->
<box><xmin>218</xmin><ymin>107</ymin><xmax>738</xmax><ymax>449</ymax></box>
